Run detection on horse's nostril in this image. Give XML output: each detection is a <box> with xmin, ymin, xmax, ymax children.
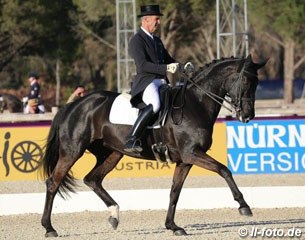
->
<box><xmin>243</xmin><ymin>116</ymin><xmax>252</xmax><ymax>123</ymax></box>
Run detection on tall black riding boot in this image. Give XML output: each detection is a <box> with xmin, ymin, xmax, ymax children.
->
<box><xmin>124</xmin><ymin>104</ymin><xmax>154</xmax><ymax>153</ymax></box>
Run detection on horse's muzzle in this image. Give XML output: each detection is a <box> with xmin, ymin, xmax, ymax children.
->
<box><xmin>240</xmin><ymin>116</ymin><xmax>251</xmax><ymax>123</ymax></box>
<box><xmin>236</xmin><ymin>110</ymin><xmax>254</xmax><ymax>123</ymax></box>
<box><xmin>242</xmin><ymin>113</ymin><xmax>254</xmax><ymax>123</ymax></box>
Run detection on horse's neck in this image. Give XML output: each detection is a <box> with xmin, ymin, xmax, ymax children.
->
<box><xmin>189</xmin><ymin>70</ymin><xmax>235</xmax><ymax>122</ymax></box>
<box><xmin>188</xmin><ymin>59</ymin><xmax>242</xmax><ymax>122</ymax></box>
<box><xmin>195</xmin><ymin>75</ymin><xmax>226</xmax><ymax>102</ymax></box>
<box><xmin>185</xmin><ymin>88</ymin><xmax>222</xmax><ymax>125</ymax></box>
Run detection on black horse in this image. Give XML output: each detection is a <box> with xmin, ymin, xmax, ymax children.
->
<box><xmin>0</xmin><ymin>93</ymin><xmax>23</xmax><ymax>113</ymax></box>
<box><xmin>41</xmin><ymin>55</ymin><xmax>266</xmax><ymax>237</ymax></box>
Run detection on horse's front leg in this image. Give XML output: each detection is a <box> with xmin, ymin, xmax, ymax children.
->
<box><xmin>189</xmin><ymin>149</ymin><xmax>252</xmax><ymax>216</ymax></box>
<box><xmin>165</xmin><ymin>162</ymin><xmax>192</xmax><ymax>236</ymax></box>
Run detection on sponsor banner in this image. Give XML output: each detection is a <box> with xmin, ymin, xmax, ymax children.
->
<box><xmin>0</xmin><ymin>124</ymin><xmax>49</xmax><ymax>181</ymax></box>
<box><xmin>227</xmin><ymin>119</ymin><xmax>305</xmax><ymax>174</ymax></box>
<box><xmin>0</xmin><ymin>122</ymin><xmax>227</xmax><ymax>180</ymax></box>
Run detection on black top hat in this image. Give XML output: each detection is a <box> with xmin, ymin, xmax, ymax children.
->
<box><xmin>137</xmin><ymin>5</ymin><xmax>163</xmax><ymax>17</ymax></box>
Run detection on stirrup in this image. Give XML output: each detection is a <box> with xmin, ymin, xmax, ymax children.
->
<box><xmin>151</xmin><ymin>142</ymin><xmax>173</xmax><ymax>165</ymax></box>
<box><xmin>124</xmin><ymin>138</ymin><xmax>142</xmax><ymax>153</ymax></box>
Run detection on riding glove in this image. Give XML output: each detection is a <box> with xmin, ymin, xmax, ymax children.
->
<box><xmin>166</xmin><ymin>63</ymin><xmax>180</xmax><ymax>74</ymax></box>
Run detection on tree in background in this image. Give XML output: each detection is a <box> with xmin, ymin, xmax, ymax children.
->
<box><xmin>181</xmin><ymin>0</ymin><xmax>216</xmax><ymax>65</ymax></box>
<box><xmin>0</xmin><ymin>1</ymin><xmax>304</xmax><ymax>108</ymax></box>
<box><xmin>72</xmin><ymin>0</ymin><xmax>116</xmax><ymax>91</ymax></box>
<box><xmin>0</xmin><ymin>0</ymin><xmax>80</xmax><ymax>106</ymax></box>
<box><xmin>0</xmin><ymin>0</ymin><xmax>45</xmax><ymax>88</ymax></box>
<box><xmin>39</xmin><ymin>0</ymin><xmax>79</xmax><ymax>106</ymax></box>
<box><xmin>248</xmin><ymin>0</ymin><xmax>305</xmax><ymax>103</ymax></box>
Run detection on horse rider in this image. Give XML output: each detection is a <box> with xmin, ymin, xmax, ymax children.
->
<box><xmin>28</xmin><ymin>72</ymin><xmax>41</xmax><ymax>99</ymax></box>
<box><xmin>24</xmin><ymin>72</ymin><xmax>45</xmax><ymax>114</ymax></box>
<box><xmin>124</xmin><ymin>4</ymin><xmax>194</xmax><ymax>153</ymax></box>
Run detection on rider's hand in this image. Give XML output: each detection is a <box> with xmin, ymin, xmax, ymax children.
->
<box><xmin>184</xmin><ymin>62</ymin><xmax>195</xmax><ymax>74</ymax></box>
<box><xmin>167</xmin><ymin>63</ymin><xmax>180</xmax><ymax>74</ymax></box>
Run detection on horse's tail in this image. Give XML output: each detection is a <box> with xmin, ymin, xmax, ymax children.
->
<box><xmin>40</xmin><ymin>105</ymin><xmax>77</xmax><ymax>198</ymax></box>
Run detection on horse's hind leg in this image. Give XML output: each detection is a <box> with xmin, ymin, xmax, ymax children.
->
<box><xmin>188</xmin><ymin>150</ymin><xmax>252</xmax><ymax>216</ymax></box>
<box><xmin>41</xmin><ymin>157</ymin><xmax>76</xmax><ymax>237</ymax></box>
<box><xmin>83</xmin><ymin>148</ymin><xmax>123</xmax><ymax>230</ymax></box>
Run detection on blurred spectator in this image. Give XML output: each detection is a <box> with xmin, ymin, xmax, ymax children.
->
<box><xmin>66</xmin><ymin>85</ymin><xmax>86</xmax><ymax>103</ymax></box>
<box><xmin>27</xmin><ymin>72</ymin><xmax>41</xmax><ymax>99</ymax></box>
<box><xmin>27</xmin><ymin>98</ymin><xmax>44</xmax><ymax>114</ymax></box>
<box><xmin>24</xmin><ymin>72</ymin><xmax>45</xmax><ymax>114</ymax></box>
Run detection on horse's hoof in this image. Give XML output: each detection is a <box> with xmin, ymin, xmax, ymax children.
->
<box><xmin>45</xmin><ymin>231</ymin><xmax>58</xmax><ymax>237</ymax></box>
<box><xmin>239</xmin><ymin>207</ymin><xmax>253</xmax><ymax>216</ymax></box>
<box><xmin>108</xmin><ymin>216</ymin><xmax>119</xmax><ymax>230</ymax></box>
<box><xmin>174</xmin><ymin>229</ymin><xmax>187</xmax><ymax>236</ymax></box>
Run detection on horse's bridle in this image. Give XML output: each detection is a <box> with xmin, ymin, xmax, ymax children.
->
<box><xmin>185</xmin><ymin>63</ymin><xmax>257</xmax><ymax>114</ymax></box>
<box><xmin>225</xmin><ymin>65</ymin><xmax>258</xmax><ymax>113</ymax></box>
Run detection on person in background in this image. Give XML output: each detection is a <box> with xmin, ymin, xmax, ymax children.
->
<box><xmin>27</xmin><ymin>98</ymin><xmax>44</xmax><ymax>114</ymax></box>
<box><xmin>24</xmin><ymin>72</ymin><xmax>45</xmax><ymax>114</ymax></box>
<box><xmin>66</xmin><ymin>85</ymin><xmax>86</xmax><ymax>104</ymax></box>
<box><xmin>27</xmin><ymin>72</ymin><xmax>40</xmax><ymax>99</ymax></box>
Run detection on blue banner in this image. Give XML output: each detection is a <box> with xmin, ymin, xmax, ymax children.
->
<box><xmin>227</xmin><ymin>119</ymin><xmax>305</xmax><ymax>174</ymax></box>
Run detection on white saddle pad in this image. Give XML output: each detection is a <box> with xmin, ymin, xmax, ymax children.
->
<box><xmin>109</xmin><ymin>93</ymin><xmax>139</xmax><ymax>125</ymax></box>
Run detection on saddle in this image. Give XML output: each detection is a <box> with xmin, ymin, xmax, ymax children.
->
<box><xmin>109</xmin><ymin>84</ymin><xmax>185</xmax><ymax>164</ymax></box>
<box><xmin>109</xmin><ymin>84</ymin><xmax>176</xmax><ymax>127</ymax></box>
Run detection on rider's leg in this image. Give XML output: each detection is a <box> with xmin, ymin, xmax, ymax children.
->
<box><xmin>142</xmin><ymin>79</ymin><xmax>165</xmax><ymax>114</ymax></box>
<box><xmin>124</xmin><ymin>79</ymin><xmax>164</xmax><ymax>153</ymax></box>
<box><xmin>124</xmin><ymin>104</ymin><xmax>154</xmax><ymax>152</ymax></box>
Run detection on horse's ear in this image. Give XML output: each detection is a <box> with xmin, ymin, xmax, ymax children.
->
<box><xmin>245</xmin><ymin>54</ymin><xmax>252</xmax><ymax>61</ymax></box>
<box><xmin>245</xmin><ymin>54</ymin><xmax>268</xmax><ymax>70</ymax></box>
<box><xmin>244</xmin><ymin>54</ymin><xmax>253</xmax><ymax>69</ymax></box>
<box><xmin>256</xmin><ymin>58</ymin><xmax>268</xmax><ymax>70</ymax></box>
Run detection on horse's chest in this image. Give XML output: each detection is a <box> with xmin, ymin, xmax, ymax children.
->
<box><xmin>173</xmin><ymin>125</ymin><xmax>211</xmax><ymax>148</ymax></box>
<box><xmin>190</xmin><ymin>128</ymin><xmax>210</xmax><ymax>145</ymax></box>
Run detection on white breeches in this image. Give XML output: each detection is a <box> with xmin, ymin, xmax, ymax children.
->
<box><xmin>142</xmin><ymin>79</ymin><xmax>166</xmax><ymax>113</ymax></box>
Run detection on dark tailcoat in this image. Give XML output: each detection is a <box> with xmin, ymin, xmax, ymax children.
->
<box><xmin>28</xmin><ymin>82</ymin><xmax>40</xmax><ymax>99</ymax></box>
<box><xmin>128</xmin><ymin>28</ymin><xmax>175</xmax><ymax>108</ymax></box>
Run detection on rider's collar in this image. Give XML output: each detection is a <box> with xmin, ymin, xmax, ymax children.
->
<box><xmin>141</xmin><ymin>27</ymin><xmax>154</xmax><ymax>39</ymax></box>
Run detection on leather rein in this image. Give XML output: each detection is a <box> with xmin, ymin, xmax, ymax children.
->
<box><xmin>184</xmin><ymin>64</ymin><xmax>257</xmax><ymax>114</ymax></box>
